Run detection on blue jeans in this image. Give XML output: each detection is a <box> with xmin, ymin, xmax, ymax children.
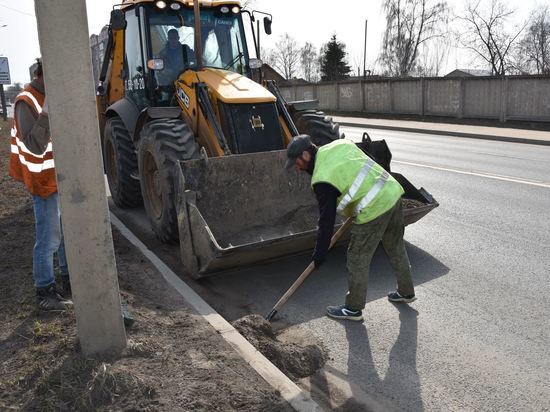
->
<box><xmin>32</xmin><ymin>192</ymin><xmax>68</xmax><ymax>288</ymax></box>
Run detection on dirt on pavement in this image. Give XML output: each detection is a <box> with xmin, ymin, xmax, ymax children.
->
<box><xmin>233</xmin><ymin>314</ymin><xmax>328</xmax><ymax>381</ymax></box>
<box><xmin>0</xmin><ymin>119</ymin><xmax>297</xmax><ymax>411</ymax></box>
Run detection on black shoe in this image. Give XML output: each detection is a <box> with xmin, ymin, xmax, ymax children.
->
<box><xmin>326</xmin><ymin>304</ymin><xmax>363</xmax><ymax>321</ymax></box>
<box><xmin>387</xmin><ymin>290</ymin><xmax>416</xmax><ymax>303</ymax></box>
<box><xmin>53</xmin><ymin>284</ymin><xmax>73</xmax><ymax>304</ymax></box>
<box><xmin>36</xmin><ymin>284</ymin><xmax>71</xmax><ymax>312</ymax></box>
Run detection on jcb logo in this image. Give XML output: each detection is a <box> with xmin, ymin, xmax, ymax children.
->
<box><xmin>178</xmin><ymin>88</ymin><xmax>190</xmax><ymax>108</ymax></box>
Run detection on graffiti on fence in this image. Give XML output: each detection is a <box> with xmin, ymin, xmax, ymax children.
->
<box><xmin>340</xmin><ymin>86</ymin><xmax>353</xmax><ymax>99</ymax></box>
<box><xmin>281</xmin><ymin>89</ymin><xmax>292</xmax><ymax>101</ymax></box>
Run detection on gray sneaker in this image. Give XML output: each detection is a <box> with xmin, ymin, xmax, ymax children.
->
<box><xmin>387</xmin><ymin>290</ymin><xmax>417</xmax><ymax>303</ymax></box>
<box><xmin>326</xmin><ymin>304</ymin><xmax>364</xmax><ymax>321</ymax></box>
<box><xmin>36</xmin><ymin>284</ymin><xmax>72</xmax><ymax>312</ymax></box>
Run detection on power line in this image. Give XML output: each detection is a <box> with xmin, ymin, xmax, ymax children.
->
<box><xmin>0</xmin><ymin>3</ymin><xmax>34</xmax><ymax>17</ymax></box>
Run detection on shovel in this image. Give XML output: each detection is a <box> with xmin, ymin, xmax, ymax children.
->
<box><xmin>265</xmin><ymin>217</ymin><xmax>353</xmax><ymax>321</ymax></box>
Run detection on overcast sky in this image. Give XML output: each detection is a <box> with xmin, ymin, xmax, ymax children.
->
<box><xmin>0</xmin><ymin>0</ymin><xmax>540</xmax><ymax>86</ymax></box>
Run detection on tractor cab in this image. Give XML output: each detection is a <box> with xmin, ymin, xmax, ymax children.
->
<box><xmin>121</xmin><ymin>1</ymin><xmax>253</xmax><ymax>108</ymax></box>
<box><xmin>148</xmin><ymin>3</ymin><xmax>251</xmax><ymax>82</ymax></box>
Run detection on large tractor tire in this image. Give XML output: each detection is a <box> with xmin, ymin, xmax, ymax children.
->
<box><xmin>138</xmin><ymin>119</ymin><xmax>200</xmax><ymax>243</ymax></box>
<box><xmin>290</xmin><ymin>109</ymin><xmax>344</xmax><ymax>146</ymax></box>
<box><xmin>103</xmin><ymin>116</ymin><xmax>142</xmax><ymax>208</ymax></box>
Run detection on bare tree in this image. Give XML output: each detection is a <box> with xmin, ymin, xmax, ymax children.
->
<box><xmin>269</xmin><ymin>33</ymin><xmax>301</xmax><ymax>80</ymax></box>
<box><xmin>351</xmin><ymin>53</ymin><xmax>363</xmax><ymax>77</ymax></box>
<box><xmin>379</xmin><ymin>0</ymin><xmax>449</xmax><ymax>76</ymax></box>
<box><xmin>300</xmin><ymin>42</ymin><xmax>319</xmax><ymax>82</ymax></box>
<box><xmin>4</xmin><ymin>82</ymin><xmax>23</xmax><ymax>103</ymax></box>
<box><xmin>516</xmin><ymin>6</ymin><xmax>550</xmax><ymax>74</ymax></box>
<box><xmin>416</xmin><ymin>37</ymin><xmax>451</xmax><ymax>76</ymax></box>
<box><xmin>457</xmin><ymin>0</ymin><xmax>526</xmax><ymax>75</ymax></box>
<box><xmin>262</xmin><ymin>48</ymin><xmax>275</xmax><ymax>67</ymax></box>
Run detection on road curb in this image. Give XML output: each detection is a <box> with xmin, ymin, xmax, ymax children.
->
<box><xmin>338</xmin><ymin>121</ymin><xmax>550</xmax><ymax>146</ymax></box>
<box><xmin>110</xmin><ymin>213</ymin><xmax>322</xmax><ymax>412</ymax></box>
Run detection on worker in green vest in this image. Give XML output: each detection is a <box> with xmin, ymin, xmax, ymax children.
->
<box><xmin>285</xmin><ymin>135</ymin><xmax>416</xmax><ymax>321</ymax></box>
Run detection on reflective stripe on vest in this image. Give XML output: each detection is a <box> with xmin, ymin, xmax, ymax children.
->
<box><xmin>354</xmin><ymin>170</ymin><xmax>390</xmax><ymax>216</ymax></box>
<box><xmin>18</xmin><ymin>91</ymin><xmax>43</xmax><ymax>114</ymax></box>
<box><xmin>336</xmin><ymin>156</ymin><xmax>376</xmax><ymax>214</ymax></box>
<box><xmin>12</xmin><ymin>145</ymin><xmax>55</xmax><ymax>172</ymax></box>
<box><xmin>12</xmin><ymin>134</ymin><xmax>53</xmax><ymax>158</ymax></box>
<box><xmin>337</xmin><ymin>159</ymin><xmax>390</xmax><ymax>217</ymax></box>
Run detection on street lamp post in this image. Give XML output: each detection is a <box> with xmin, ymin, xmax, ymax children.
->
<box><xmin>0</xmin><ymin>25</ymin><xmax>8</xmax><ymax>121</ymax></box>
<box><xmin>1</xmin><ymin>25</ymin><xmax>8</xmax><ymax>120</ymax></box>
<box><xmin>363</xmin><ymin>19</ymin><xmax>368</xmax><ymax>78</ymax></box>
<box><xmin>0</xmin><ymin>87</ymin><xmax>6</xmax><ymax>121</ymax></box>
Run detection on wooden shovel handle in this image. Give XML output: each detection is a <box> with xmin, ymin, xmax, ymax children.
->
<box><xmin>266</xmin><ymin>217</ymin><xmax>353</xmax><ymax>320</ymax></box>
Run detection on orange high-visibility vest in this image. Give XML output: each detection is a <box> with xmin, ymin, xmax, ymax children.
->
<box><xmin>9</xmin><ymin>85</ymin><xmax>57</xmax><ymax>198</ymax></box>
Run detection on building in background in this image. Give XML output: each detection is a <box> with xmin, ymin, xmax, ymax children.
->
<box><xmin>445</xmin><ymin>69</ymin><xmax>492</xmax><ymax>77</ymax></box>
<box><xmin>90</xmin><ymin>25</ymin><xmax>110</xmax><ymax>87</ymax></box>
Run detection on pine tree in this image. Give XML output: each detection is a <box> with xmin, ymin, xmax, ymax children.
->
<box><xmin>320</xmin><ymin>34</ymin><xmax>351</xmax><ymax>81</ymax></box>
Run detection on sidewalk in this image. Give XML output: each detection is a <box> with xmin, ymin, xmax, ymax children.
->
<box><xmin>333</xmin><ymin>115</ymin><xmax>550</xmax><ymax>146</ymax></box>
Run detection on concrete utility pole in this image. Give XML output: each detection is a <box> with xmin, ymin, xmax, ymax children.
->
<box><xmin>34</xmin><ymin>0</ymin><xmax>126</xmax><ymax>357</ymax></box>
<box><xmin>0</xmin><ymin>56</ymin><xmax>9</xmax><ymax>121</ymax></box>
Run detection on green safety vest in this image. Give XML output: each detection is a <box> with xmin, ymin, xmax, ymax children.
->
<box><xmin>311</xmin><ymin>140</ymin><xmax>404</xmax><ymax>224</ymax></box>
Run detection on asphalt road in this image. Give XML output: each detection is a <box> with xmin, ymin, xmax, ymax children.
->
<box><xmin>113</xmin><ymin>126</ymin><xmax>550</xmax><ymax>411</ymax></box>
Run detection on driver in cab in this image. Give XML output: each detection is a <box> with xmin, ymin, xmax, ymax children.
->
<box><xmin>158</xmin><ymin>28</ymin><xmax>195</xmax><ymax>84</ymax></box>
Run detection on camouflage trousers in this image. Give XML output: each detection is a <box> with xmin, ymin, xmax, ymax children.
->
<box><xmin>345</xmin><ymin>200</ymin><xmax>414</xmax><ymax>311</ymax></box>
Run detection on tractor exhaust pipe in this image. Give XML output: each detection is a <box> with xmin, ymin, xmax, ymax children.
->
<box><xmin>193</xmin><ymin>0</ymin><xmax>203</xmax><ymax>70</ymax></box>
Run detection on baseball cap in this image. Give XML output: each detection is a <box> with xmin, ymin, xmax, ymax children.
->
<box><xmin>284</xmin><ymin>134</ymin><xmax>313</xmax><ymax>169</ymax></box>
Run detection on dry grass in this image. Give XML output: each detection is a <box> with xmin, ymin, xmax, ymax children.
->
<box><xmin>12</xmin><ymin>337</ymin><xmax>158</xmax><ymax>411</ymax></box>
<box><xmin>0</xmin><ymin>117</ymin><xmax>11</xmax><ymax>134</ymax></box>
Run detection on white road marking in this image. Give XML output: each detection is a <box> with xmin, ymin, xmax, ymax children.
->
<box><xmin>394</xmin><ymin>160</ymin><xmax>550</xmax><ymax>188</ymax></box>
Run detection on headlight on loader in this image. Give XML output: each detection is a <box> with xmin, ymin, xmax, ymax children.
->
<box><xmin>147</xmin><ymin>59</ymin><xmax>164</xmax><ymax>71</ymax></box>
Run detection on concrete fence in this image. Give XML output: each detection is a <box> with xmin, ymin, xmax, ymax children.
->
<box><xmin>280</xmin><ymin>76</ymin><xmax>550</xmax><ymax>123</ymax></box>
<box><xmin>87</xmin><ymin>28</ymin><xmax>550</xmax><ymax>125</ymax></box>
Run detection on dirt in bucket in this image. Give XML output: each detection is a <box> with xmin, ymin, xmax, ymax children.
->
<box><xmin>402</xmin><ymin>198</ymin><xmax>425</xmax><ymax>208</ymax></box>
<box><xmin>232</xmin><ymin>314</ymin><xmax>328</xmax><ymax>381</ymax></box>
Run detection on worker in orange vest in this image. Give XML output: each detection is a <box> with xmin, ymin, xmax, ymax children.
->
<box><xmin>9</xmin><ymin>59</ymin><xmax>72</xmax><ymax>312</ymax></box>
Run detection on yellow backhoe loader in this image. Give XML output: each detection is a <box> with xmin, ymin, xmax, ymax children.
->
<box><xmin>96</xmin><ymin>0</ymin><xmax>438</xmax><ymax>278</ymax></box>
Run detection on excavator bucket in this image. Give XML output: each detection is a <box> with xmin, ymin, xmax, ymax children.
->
<box><xmin>174</xmin><ymin>147</ymin><xmax>438</xmax><ymax>279</ymax></box>
<box><xmin>174</xmin><ymin>150</ymin><xmax>330</xmax><ymax>278</ymax></box>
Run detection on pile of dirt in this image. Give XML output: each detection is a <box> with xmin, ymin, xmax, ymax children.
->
<box><xmin>0</xmin><ymin>119</ymin><xmax>293</xmax><ymax>411</ymax></box>
<box><xmin>233</xmin><ymin>314</ymin><xmax>328</xmax><ymax>381</ymax></box>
